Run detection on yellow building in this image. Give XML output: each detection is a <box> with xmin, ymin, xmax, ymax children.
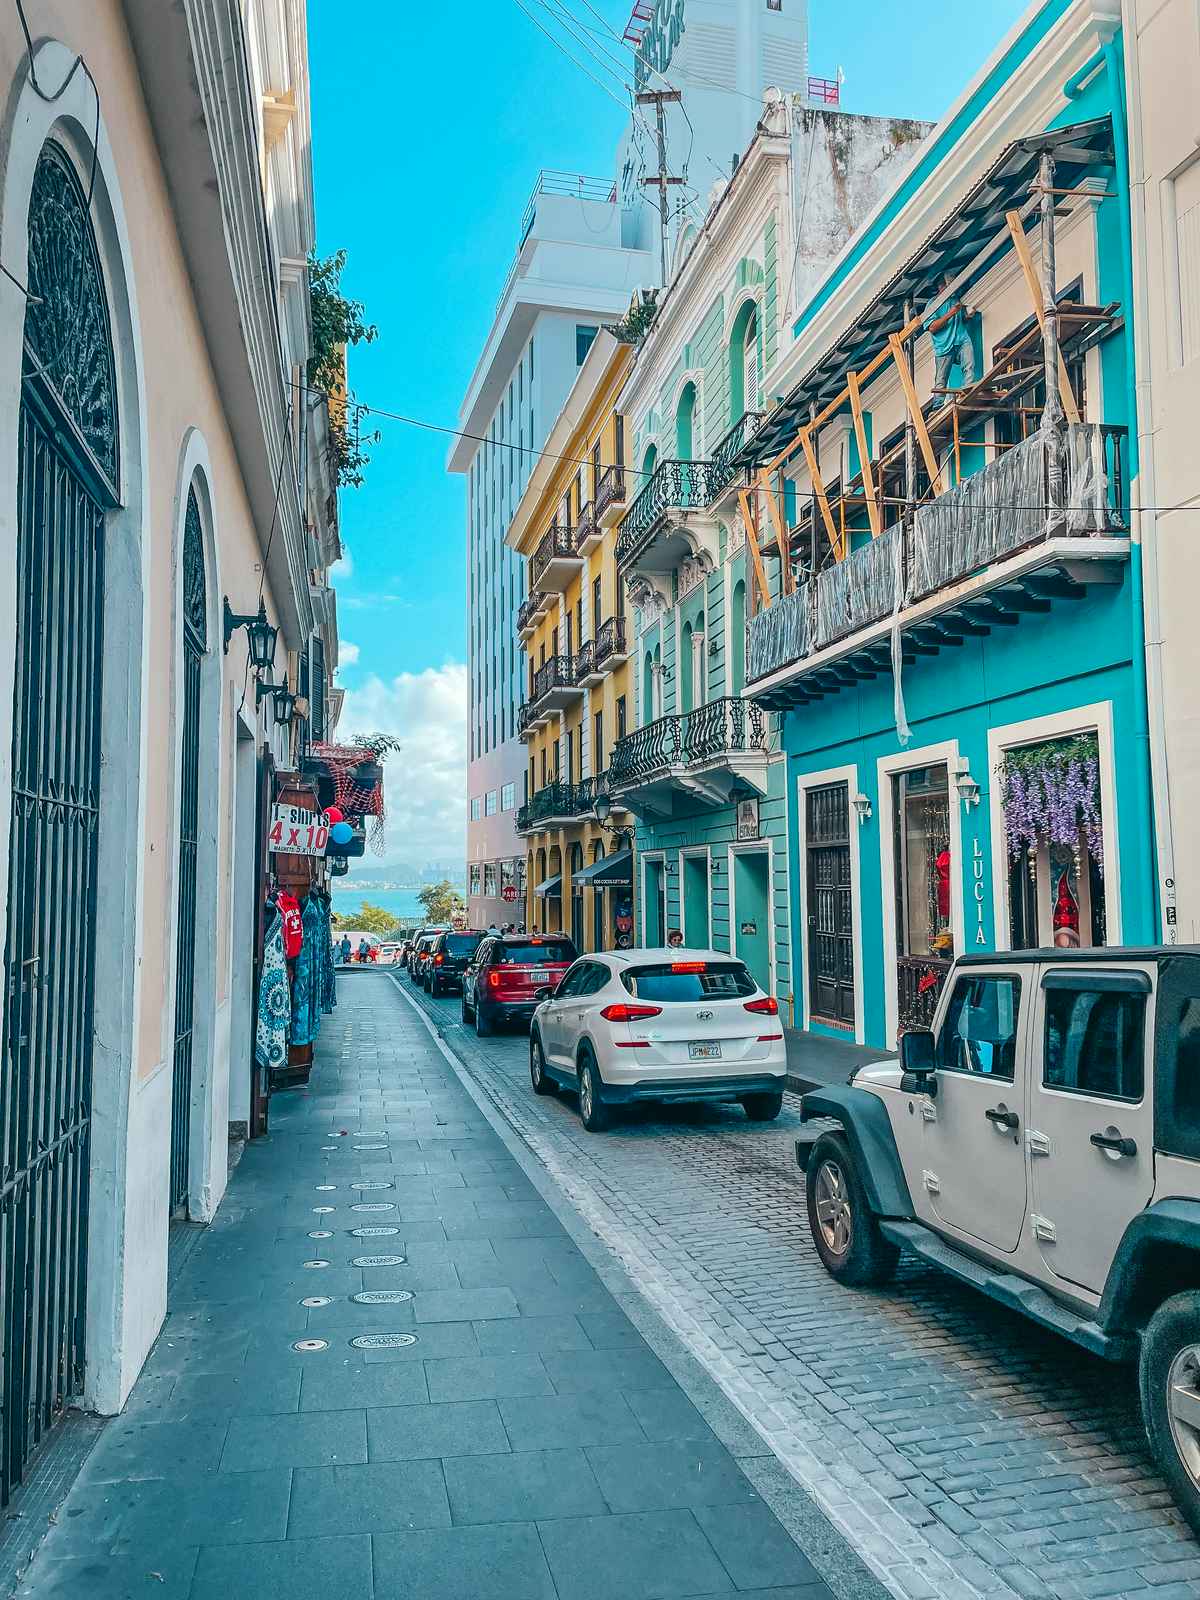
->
<box><xmin>507</xmin><ymin>331</ymin><xmax>636</xmax><ymax>950</ymax></box>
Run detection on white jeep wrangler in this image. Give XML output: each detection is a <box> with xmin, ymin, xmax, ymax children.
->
<box><xmin>797</xmin><ymin>947</ymin><xmax>1200</xmax><ymax>1533</ymax></box>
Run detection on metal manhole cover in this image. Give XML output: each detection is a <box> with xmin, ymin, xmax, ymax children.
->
<box><xmin>351</xmin><ymin>1203</ymin><xmax>395</xmax><ymax>1213</ymax></box>
<box><xmin>302</xmin><ymin>1260</ymin><xmax>330</xmax><ymax>1270</ymax></box>
<box><xmin>292</xmin><ymin>1339</ymin><xmax>329</xmax><ymax>1352</ymax></box>
<box><xmin>355</xmin><ymin>1131</ymin><xmax>387</xmax><ymax>1138</ymax></box>
<box><xmin>351</xmin><ymin>1255</ymin><xmax>407</xmax><ymax>1268</ymax></box>
<box><xmin>354</xmin><ymin>1144</ymin><xmax>387</xmax><ymax>1151</ymax></box>
<box><xmin>300</xmin><ymin>1296</ymin><xmax>333</xmax><ymax>1308</ymax></box>
<box><xmin>351</xmin><ymin>1290</ymin><xmax>413</xmax><ymax>1305</ymax></box>
<box><xmin>351</xmin><ymin>1181</ymin><xmax>392</xmax><ymax>1191</ymax></box>
<box><xmin>312</xmin><ymin>1206</ymin><xmax>335</xmax><ymax>1215</ymax></box>
<box><xmin>315</xmin><ymin>1185</ymin><xmax>336</xmax><ymax>1193</ymax></box>
<box><xmin>350</xmin><ymin>1227</ymin><xmax>401</xmax><ymax>1238</ymax></box>
<box><xmin>349</xmin><ymin>1332</ymin><xmax>417</xmax><ymax>1350</ymax></box>
<box><xmin>321</xmin><ymin>1144</ymin><xmax>337</xmax><ymax>1151</ymax></box>
<box><xmin>308</xmin><ymin>1230</ymin><xmax>333</xmax><ymax>1240</ymax></box>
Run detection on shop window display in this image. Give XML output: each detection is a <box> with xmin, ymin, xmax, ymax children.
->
<box><xmin>893</xmin><ymin>765</ymin><xmax>954</xmax><ymax>1030</ymax></box>
<box><xmin>999</xmin><ymin>733</ymin><xmax>1106</xmax><ymax>950</ymax></box>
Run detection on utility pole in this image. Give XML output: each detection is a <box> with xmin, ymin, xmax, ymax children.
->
<box><xmin>636</xmin><ymin>88</ymin><xmax>683</xmax><ymax>285</ymax></box>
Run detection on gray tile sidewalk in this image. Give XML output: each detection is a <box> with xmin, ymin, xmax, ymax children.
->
<box><xmin>14</xmin><ymin>975</ymin><xmax>861</xmax><ymax>1600</ymax></box>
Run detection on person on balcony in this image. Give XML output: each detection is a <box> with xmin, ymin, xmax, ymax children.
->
<box><xmin>924</xmin><ymin>275</ymin><xmax>977</xmax><ymax>397</ymax></box>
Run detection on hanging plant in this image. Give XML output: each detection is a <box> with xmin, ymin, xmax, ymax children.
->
<box><xmin>997</xmin><ymin>734</ymin><xmax>1103</xmax><ymax>867</ymax></box>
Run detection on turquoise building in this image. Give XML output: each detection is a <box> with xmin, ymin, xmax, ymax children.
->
<box><xmin>738</xmin><ymin>0</ymin><xmax>1154</xmax><ymax>1047</ymax></box>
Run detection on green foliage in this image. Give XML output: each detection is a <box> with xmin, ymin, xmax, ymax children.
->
<box><xmin>349</xmin><ymin>733</ymin><xmax>402</xmax><ymax>763</ymax></box>
<box><xmin>333</xmin><ymin>901</ymin><xmax>397</xmax><ymax>936</ymax></box>
<box><xmin>418</xmin><ymin>880</ymin><xmax>465</xmax><ymax>926</ymax></box>
<box><xmin>604</xmin><ymin>291</ymin><xmax>658</xmax><ymax>347</ymax></box>
<box><xmin>308</xmin><ymin>249</ymin><xmax>379</xmax><ymax>489</ymax></box>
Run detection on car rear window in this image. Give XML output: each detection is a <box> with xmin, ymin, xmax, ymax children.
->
<box><xmin>498</xmin><ymin>940</ymin><xmax>577</xmax><ymax>965</ymax></box>
<box><xmin>621</xmin><ymin>962</ymin><xmax>756</xmax><ymax>1001</ymax></box>
<box><xmin>444</xmin><ymin>934</ymin><xmax>483</xmax><ymax>955</ymax></box>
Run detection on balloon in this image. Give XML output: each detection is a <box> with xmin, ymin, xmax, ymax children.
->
<box><xmin>328</xmin><ymin>821</ymin><xmax>354</xmax><ymax>847</ymax></box>
<box><xmin>324</xmin><ymin>806</ymin><xmax>344</xmax><ymax>826</ymax></box>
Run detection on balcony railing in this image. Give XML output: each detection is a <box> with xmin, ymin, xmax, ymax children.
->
<box><xmin>531</xmin><ymin>653</ymin><xmax>577</xmax><ymax>702</ymax></box>
<box><xmin>517</xmin><ymin>591</ymin><xmax>547</xmax><ymax>634</ymax></box>
<box><xmin>609</xmin><ymin>697</ymin><xmax>766</xmax><ymax>788</ymax></box>
<box><xmin>576</xmin><ymin>500</ymin><xmax>597</xmax><ymax>548</ymax></box>
<box><xmin>594</xmin><ymin>615</ymin><xmax>627</xmax><ymax>668</ymax></box>
<box><xmin>530</xmin><ymin>521</ymin><xmax>579</xmax><ymax>589</ymax></box>
<box><xmin>708</xmin><ymin>411</ymin><xmax>765</xmax><ymax>499</ymax></box>
<box><xmin>746</xmin><ymin>422</ymin><xmax>1127</xmax><ymax>687</ymax></box>
<box><xmin>595</xmin><ymin>463</ymin><xmax>626</xmax><ymax>522</ymax></box>
<box><xmin>516</xmin><ymin>772</ymin><xmax>611</xmax><ymax>833</ymax></box>
<box><xmin>616</xmin><ymin>460</ymin><xmax>716</xmax><ymax>569</ymax></box>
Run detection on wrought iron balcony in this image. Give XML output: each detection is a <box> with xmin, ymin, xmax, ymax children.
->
<box><xmin>575</xmin><ymin>638</ymin><xmax>601</xmax><ymax>687</ymax></box>
<box><xmin>595</xmin><ymin>463</ymin><xmax>626</xmax><ymax>527</ymax></box>
<box><xmin>516</xmin><ymin>773</ymin><xmax>617</xmax><ymax>833</ymax></box>
<box><xmin>608</xmin><ymin>696</ymin><xmax>768</xmax><ymax>813</ymax></box>
<box><xmin>594</xmin><ymin>615</ymin><xmax>628</xmax><ymax>671</ymax></box>
<box><xmin>708</xmin><ymin>411</ymin><xmax>765</xmax><ymax>501</ymax></box>
<box><xmin>576</xmin><ymin>499</ymin><xmax>599</xmax><ymax>554</ymax></box>
<box><xmin>518</xmin><ymin>701</ymin><xmax>536</xmax><ymax>741</ymax></box>
<box><xmin>517</xmin><ymin>591</ymin><xmax>549</xmax><ymax>636</ymax></box>
<box><xmin>616</xmin><ymin>460</ymin><xmax>717</xmax><ymax>574</ymax></box>
<box><xmin>530</xmin><ymin>520</ymin><xmax>582</xmax><ymax>590</ymax></box>
<box><xmin>747</xmin><ymin>422</ymin><xmax>1130</xmax><ymax>705</ymax></box>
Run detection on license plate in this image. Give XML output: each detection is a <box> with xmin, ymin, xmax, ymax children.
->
<box><xmin>529</xmin><ymin>970</ymin><xmax>550</xmax><ymax>984</ymax></box>
<box><xmin>689</xmin><ymin>1042</ymin><xmax>722</xmax><ymax>1061</ymax></box>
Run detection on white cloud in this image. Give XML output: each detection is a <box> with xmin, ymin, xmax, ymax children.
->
<box><xmin>329</xmin><ymin>547</ymin><xmax>354</xmax><ymax>581</ymax></box>
<box><xmin>336</xmin><ymin>662</ymin><xmax>466</xmax><ymax>867</ymax></box>
<box><xmin>338</xmin><ymin>641</ymin><xmax>361</xmax><ymax>668</ymax></box>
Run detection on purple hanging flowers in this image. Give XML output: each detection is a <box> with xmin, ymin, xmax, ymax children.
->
<box><xmin>998</xmin><ymin>734</ymin><xmax>1103</xmax><ymax>869</ymax></box>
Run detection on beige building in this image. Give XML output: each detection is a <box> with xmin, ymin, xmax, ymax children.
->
<box><xmin>0</xmin><ymin>1</ymin><xmax>338</xmax><ymax>1497</ymax></box>
<box><xmin>508</xmin><ymin>332</ymin><xmax>637</xmax><ymax>951</ymax></box>
<box><xmin>1122</xmin><ymin>0</ymin><xmax>1200</xmax><ymax>941</ymax></box>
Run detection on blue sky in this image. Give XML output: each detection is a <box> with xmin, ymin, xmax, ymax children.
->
<box><xmin>306</xmin><ymin>0</ymin><xmax>1026</xmax><ymax>862</ymax></box>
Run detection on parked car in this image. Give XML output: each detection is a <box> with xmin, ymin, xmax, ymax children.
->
<box><xmin>528</xmin><ymin>948</ymin><xmax>786</xmax><ymax>1132</ymax></box>
<box><xmin>427</xmin><ymin>930</ymin><xmax>484</xmax><ymax>997</ymax></box>
<box><xmin>334</xmin><ymin>930</ymin><xmax>380</xmax><ymax>965</ymax></box>
<box><xmin>406</xmin><ymin>925</ymin><xmax>448</xmax><ymax>975</ymax></box>
<box><xmin>376</xmin><ymin>942</ymin><xmax>404</xmax><ymax>967</ymax></box>
<box><xmin>462</xmin><ymin>933</ymin><xmax>578</xmax><ymax>1036</ymax></box>
<box><xmin>411</xmin><ymin>933</ymin><xmax>442</xmax><ymax>987</ymax></box>
<box><xmin>795</xmin><ymin>946</ymin><xmax>1200</xmax><ymax>1535</ymax></box>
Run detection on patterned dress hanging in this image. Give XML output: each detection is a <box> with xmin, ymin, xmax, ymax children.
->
<box><xmin>255</xmin><ymin>911</ymin><xmax>290</xmax><ymax>1074</ymax></box>
<box><xmin>292</xmin><ymin>898</ymin><xmax>323</xmax><ymax>1048</ymax></box>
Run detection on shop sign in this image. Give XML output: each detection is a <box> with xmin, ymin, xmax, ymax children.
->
<box><xmin>736</xmin><ymin>797</ymin><xmax>760</xmax><ymax>841</ymax></box>
<box><xmin>972</xmin><ymin>838</ymin><xmax>987</xmax><ymax>946</ymax></box>
<box><xmin>502</xmin><ymin>884</ymin><xmax>519</xmax><ymax>903</ymax></box>
<box><xmin>269</xmin><ymin>803</ymin><xmax>328</xmax><ymax>858</ymax></box>
<box><xmin>740</xmin><ymin>921</ymin><xmax>757</xmax><ymax>936</ymax></box>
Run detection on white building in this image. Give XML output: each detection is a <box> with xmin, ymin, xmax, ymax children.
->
<box><xmin>0</xmin><ymin>0</ymin><xmax>337</xmax><ymax>1502</ymax></box>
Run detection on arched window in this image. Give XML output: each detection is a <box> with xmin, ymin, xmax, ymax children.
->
<box><xmin>643</xmin><ymin>649</ymin><xmax>655</xmax><ymax>724</ymax></box>
<box><xmin>653</xmin><ymin>643</ymin><xmax>663</xmax><ymax>717</ymax></box>
<box><xmin>680</xmin><ymin>621</ymin><xmax>694</xmax><ymax>713</ymax></box>
<box><xmin>731</xmin><ymin>579</ymin><xmax>747</xmax><ymax>695</ymax></box>
<box><xmin>675</xmin><ymin>381</ymin><xmax>697</xmax><ymax>461</ymax></box>
<box><xmin>729</xmin><ymin>301</ymin><xmax>760</xmax><ymax>421</ymax></box>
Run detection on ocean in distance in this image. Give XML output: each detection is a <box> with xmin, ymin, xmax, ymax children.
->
<box><xmin>331</xmin><ymin>886</ymin><xmax>426</xmax><ymax>925</ymax></box>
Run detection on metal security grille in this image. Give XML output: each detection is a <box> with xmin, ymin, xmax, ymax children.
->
<box><xmin>170</xmin><ymin>490</ymin><xmax>206</xmax><ymax>1213</ymax></box>
<box><xmin>2</xmin><ymin>140</ymin><xmax>118</xmax><ymax>1504</ymax></box>
<box><xmin>806</xmin><ymin>783</ymin><xmax>855</xmax><ymax>1026</ymax></box>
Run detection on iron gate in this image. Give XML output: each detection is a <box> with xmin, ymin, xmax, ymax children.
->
<box><xmin>170</xmin><ymin>490</ymin><xmax>205</xmax><ymax>1213</ymax></box>
<box><xmin>2</xmin><ymin>142</ymin><xmax>119</xmax><ymax>1502</ymax></box>
<box><xmin>806</xmin><ymin>783</ymin><xmax>855</xmax><ymax>1026</ymax></box>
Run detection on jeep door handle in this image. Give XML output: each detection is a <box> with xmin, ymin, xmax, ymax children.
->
<box><xmin>1090</xmin><ymin>1131</ymin><xmax>1137</xmax><ymax>1158</ymax></box>
<box><xmin>984</xmin><ymin>1107</ymin><xmax>1019</xmax><ymax>1131</ymax></box>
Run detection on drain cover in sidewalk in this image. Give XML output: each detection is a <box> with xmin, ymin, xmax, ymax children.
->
<box><xmin>351</xmin><ymin>1203</ymin><xmax>395</xmax><ymax>1212</ymax></box>
<box><xmin>302</xmin><ymin>1260</ymin><xmax>331</xmax><ymax>1269</ymax></box>
<box><xmin>351</xmin><ymin>1255</ymin><xmax>406</xmax><ymax>1268</ymax></box>
<box><xmin>315</xmin><ymin>1185</ymin><xmax>337</xmax><ymax>1192</ymax></box>
<box><xmin>351</xmin><ymin>1290</ymin><xmax>413</xmax><ymax>1305</ymax></box>
<box><xmin>292</xmin><ymin>1339</ymin><xmax>329</xmax><ymax>1353</ymax></box>
<box><xmin>321</xmin><ymin>1145</ymin><xmax>337</xmax><ymax>1151</ymax></box>
<box><xmin>300</xmin><ymin>1296</ymin><xmax>333</xmax><ymax>1308</ymax></box>
<box><xmin>349</xmin><ymin>1333</ymin><xmax>417</xmax><ymax>1350</ymax></box>
<box><xmin>350</xmin><ymin>1227</ymin><xmax>400</xmax><ymax>1238</ymax></box>
<box><xmin>354</xmin><ymin>1144</ymin><xmax>387</xmax><ymax>1151</ymax></box>
<box><xmin>312</xmin><ymin>1206</ymin><xmax>335</xmax><ymax>1215</ymax></box>
<box><xmin>308</xmin><ymin>1230</ymin><xmax>333</xmax><ymax>1239</ymax></box>
<box><xmin>351</xmin><ymin>1182</ymin><xmax>392</xmax><ymax>1191</ymax></box>
<box><xmin>355</xmin><ymin>1131</ymin><xmax>387</xmax><ymax>1138</ymax></box>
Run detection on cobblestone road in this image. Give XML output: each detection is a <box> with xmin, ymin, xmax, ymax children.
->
<box><xmin>397</xmin><ymin>975</ymin><xmax>1200</xmax><ymax>1600</ymax></box>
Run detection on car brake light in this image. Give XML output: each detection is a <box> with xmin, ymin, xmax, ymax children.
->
<box><xmin>487</xmin><ymin>970</ymin><xmax>502</xmax><ymax>989</ymax></box>
<box><xmin>601</xmin><ymin>1003</ymin><xmax>662</xmax><ymax>1022</ymax></box>
<box><xmin>670</xmin><ymin>961</ymin><xmax>706</xmax><ymax>973</ymax></box>
<box><xmin>744</xmin><ymin>996</ymin><xmax>779</xmax><ymax>1015</ymax></box>
<box><xmin>757</xmin><ymin>1033</ymin><xmax>784</xmax><ymax>1042</ymax></box>
<box><xmin>435</xmin><ymin>953</ymin><xmax>444</xmax><ymax>965</ymax></box>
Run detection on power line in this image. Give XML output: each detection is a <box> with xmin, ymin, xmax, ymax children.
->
<box><xmin>509</xmin><ymin>0</ymin><xmax>633</xmax><ymax>115</ymax></box>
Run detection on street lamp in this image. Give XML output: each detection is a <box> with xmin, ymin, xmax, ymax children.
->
<box><xmin>591</xmin><ymin>790</ymin><xmax>631</xmax><ymax>850</ymax></box>
<box><xmin>223</xmin><ymin>597</ymin><xmax>278</xmax><ymax>668</ymax></box>
<box><xmin>256</xmin><ymin>678</ymin><xmax>297</xmax><ymax>726</ymax></box>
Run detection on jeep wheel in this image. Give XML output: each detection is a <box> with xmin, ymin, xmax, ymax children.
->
<box><xmin>1140</xmin><ymin>1292</ymin><xmax>1200</xmax><ymax>1537</ymax></box>
<box><xmin>804</xmin><ymin>1133</ymin><xmax>899</xmax><ymax>1287</ymax></box>
<box><xmin>741</xmin><ymin>1091</ymin><xmax>783</xmax><ymax>1122</ymax></box>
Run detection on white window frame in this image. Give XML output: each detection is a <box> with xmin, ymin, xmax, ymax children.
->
<box><xmin>986</xmin><ymin>700</ymin><xmax>1121</xmax><ymax>953</ymax></box>
<box><xmin>679</xmin><ymin>845</ymin><xmax>713</xmax><ymax>948</ymax></box>
<box><xmin>726</xmin><ymin>840</ymin><xmax>776</xmax><ymax>998</ymax></box>
<box><xmin>639</xmin><ymin>851</ymin><xmax>667</xmax><ymax>946</ymax></box>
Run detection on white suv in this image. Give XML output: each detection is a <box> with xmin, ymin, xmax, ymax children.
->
<box><xmin>529</xmin><ymin>947</ymin><xmax>787</xmax><ymax>1131</ymax></box>
<box><xmin>797</xmin><ymin>947</ymin><xmax>1200</xmax><ymax>1535</ymax></box>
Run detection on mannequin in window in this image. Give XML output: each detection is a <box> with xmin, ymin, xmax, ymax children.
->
<box><xmin>1053</xmin><ymin>870</ymin><xmax>1081</xmax><ymax>948</ymax></box>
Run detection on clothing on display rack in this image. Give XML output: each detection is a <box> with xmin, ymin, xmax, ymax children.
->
<box><xmin>255</xmin><ymin>908</ymin><xmax>290</xmax><ymax>1075</ymax></box>
<box><xmin>292</xmin><ymin>896</ymin><xmax>324</xmax><ymax>1049</ymax></box>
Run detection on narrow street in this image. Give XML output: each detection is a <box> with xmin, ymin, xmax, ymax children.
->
<box><xmin>16</xmin><ymin>975</ymin><xmax>863</xmax><ymax>1600</ymax></box>
<box><xmin>398</xmin><ymin>975</ymin><xmax>1200</xmax><ymax>1600</ymax></box>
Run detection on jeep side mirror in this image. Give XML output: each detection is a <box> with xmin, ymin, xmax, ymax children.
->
<box><xmin>899</xmin><ymin>1029</ymin><xmax>938</xmax><ymax>1096</ymax></box>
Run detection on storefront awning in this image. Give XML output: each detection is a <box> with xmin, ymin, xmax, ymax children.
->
<box><xmin>535</xmin><ymin>874</ymin><xmax>562</xmax><ymax>898</ymax></box>
<box><xmin>572</xmin><ymin>849</ymin><xmax>632</xmax><ymax>890</ymax></box>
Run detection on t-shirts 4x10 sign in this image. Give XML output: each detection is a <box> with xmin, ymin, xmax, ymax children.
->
<box><xmin>269</xmin><ymin>803</ymin><xmax>329</xmax><ymax>857</ymax></box>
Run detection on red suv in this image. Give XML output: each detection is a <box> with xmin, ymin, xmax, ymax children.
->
<box><xmin>462</xmin><ymin>933</ymin><xmax>578</xmax><ymax>1036</ymax></box>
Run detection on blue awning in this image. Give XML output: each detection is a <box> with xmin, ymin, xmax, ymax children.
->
<box><xmin>572</xmin><ymin>849</ymin><xmax>632</xmax><ymax>890</ymax></box>
<box><xmin>534</xmin><ymin>874</ymin><xmax>562</xmax><ymax>898</ymax></box>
